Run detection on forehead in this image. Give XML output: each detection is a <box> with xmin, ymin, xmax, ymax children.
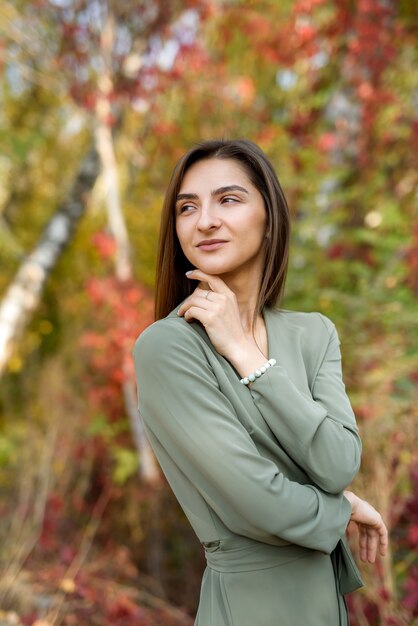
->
<box><xmin>179</xmin><ymin>158</ymin><xmax>252</xmax><ymax>192</ymax></box>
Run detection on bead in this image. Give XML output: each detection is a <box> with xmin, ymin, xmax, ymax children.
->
<box><xmin>239</xmin><ymin>358</ymin><xmax>276</xmax><ymax>386</ymax></box>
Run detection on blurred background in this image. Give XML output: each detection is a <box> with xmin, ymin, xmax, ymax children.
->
<box><xmin>0</xmin><ymin>0</ymin><xmax>417</xmax><ymax>624</ymax></box>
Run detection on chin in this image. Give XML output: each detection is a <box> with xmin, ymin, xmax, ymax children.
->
<box><xmin>186</xmin><ymin>252</ymin><xmax>247</xmax><ymax>276</ymax></box>
<box><xmin>196</xmin><ymin>263</ymin><xmax>240</xmax><ymax>276</ymax></box>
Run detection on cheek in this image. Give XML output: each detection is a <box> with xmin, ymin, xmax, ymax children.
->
<box><xmin>244</xmin><ymin>212</ymin><xmax>267</xmax><ymax>244</ymax></box>
<box><xmin>175</xmin><ymin>222</ymin><xmax>193</xmax><ymax>254</ymax></box>
<box><xmin>175</xmin><ymin>221</ymin><xmax>185</xmax><ymax>245</ymax></box>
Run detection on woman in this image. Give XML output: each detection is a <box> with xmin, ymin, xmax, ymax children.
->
<box><xmin>133</xmin><ymin>139</ymin><xmax>388</xmax><ymax>626</ymax></box>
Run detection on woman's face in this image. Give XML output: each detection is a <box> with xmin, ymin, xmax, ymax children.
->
<box><xmin>175</xmin><ymin>158</ymin><xmax>267</xmax><ymax>278</ymax></box>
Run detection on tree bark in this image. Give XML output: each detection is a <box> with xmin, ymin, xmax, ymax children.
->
<box><xmin>95</xmin><ymin>6</ymin><xmax>159</xmax><ymax>484</ymax></box>
<box><xmin>95</xmin><ymin>10</ymin><xmax>132</xmax><ymax>283</ymax></box>
<box><xmin>0</xmin><ymin>149</ymin><xmax>100</xmax><ymax>378</ymax></box>
<box><xmin>123</xmin><ymin>371</ymin><xmax>160</xmax><ymax>484</ymax></box>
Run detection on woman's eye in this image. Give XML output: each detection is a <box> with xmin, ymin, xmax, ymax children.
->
<box><xmin>221</xmin><ymin>196</ymin><xmax>238</xmax><ymax>204</ymax></box>
<box><xmin>178</xmin><ymin>204</ymin><xmax>195</xmax><ymax>213</ymax></box>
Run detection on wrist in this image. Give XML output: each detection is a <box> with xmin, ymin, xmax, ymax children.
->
<box><xmin>227</xmin><ymin>339</ymin><xmax>268</xmax><ymax>379</ymax></box>
<box><xmin>343</xmin><ymin>490</ymin><xmax>357</xmax><ymax>518</ymax></box>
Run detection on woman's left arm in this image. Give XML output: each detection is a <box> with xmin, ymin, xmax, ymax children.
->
<box><xmin>344</xmin><ymin>490</ymin><xmax>389</xmax><ymax>562</ymax></box>
<box><xmin>248</xmin><ymin>318</ymin><xmax>361</xmax><ymax>494</ymax></box>
<box><xmin>179</xmin><ymin>270</ymin><xmax>361</xmax><ymax>495</ymax></box>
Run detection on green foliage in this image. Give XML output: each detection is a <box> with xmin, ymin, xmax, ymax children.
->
<box><xmin>87</xmin><ymin>415</ymin><xmax>139</xmax><ymax>484</ymax></box>
<box><xmin>111</xmin><ymin>447</ymin><xmax>139</xmax><ymax>485</ymax></box>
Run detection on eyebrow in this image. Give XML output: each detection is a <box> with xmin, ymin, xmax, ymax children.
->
<box><xmin>176</xmin><ymin>185</ymin><xmax>249</xmax><ymax>204</ymax></box>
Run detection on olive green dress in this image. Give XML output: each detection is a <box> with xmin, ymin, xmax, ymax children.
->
<box><xmin>133</xmin><ymin>306</ymin><xmax>364</xmax><ymax>626</ymax></box>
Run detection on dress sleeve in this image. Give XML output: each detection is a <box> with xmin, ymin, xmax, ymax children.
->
<box><xmin>248</xmin><ymin>315</ymin><xmax>361</xmax><ymax>494</ymax></box>
<box><xmin>133</xmin><ymin>319</ymin><xmax>352</xmax><ymax>555</ymax></box>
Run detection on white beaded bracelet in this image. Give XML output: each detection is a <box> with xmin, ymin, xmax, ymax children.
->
<box><xmin>240</xmin><ymin>358</ymin><xmax>276</xmax><ymax>385</ymax></box>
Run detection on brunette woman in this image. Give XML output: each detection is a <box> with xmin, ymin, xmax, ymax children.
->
<box><xmin>133</xmin><ymin>139</ymin><xmax>387</xmax><ymax>626</ymax></box>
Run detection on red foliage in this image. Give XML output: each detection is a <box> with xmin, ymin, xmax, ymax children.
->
<box><xmin>317</xmin><ymin>132</ymin><xmax>338</xmax><ymax>153</ymax></box>
<box><xmin>50</xmin><ymin>1</ymin><xmax>212</xmax><ymax>112</ymax></box>
<box><xmin>332</xmin><ymin>0</ymin><xmax>399</xmax><ymax>165</ymax></box>
<box><xmin>224</xmin><ymin>0</ymin><xmax>408</xmax><ymax>169</ymax></box>
<box><xmin>81</xmin><ymin>257</ymin><xmax>154</xmax><ymax>421</ymax></box>
<box><xmin>24</xmin><ymin>544</ymin><xmax>193</xmax><ymax>626</ymax></box>
<box><xmin>327</xmin><ymin>241</ymin><xmax>376</xmax><ymax>266</ymax></box>
<box><xmin>91</xmin><ymin>232</ymin><xmax>117</xmax><ymax>260</ymax></box>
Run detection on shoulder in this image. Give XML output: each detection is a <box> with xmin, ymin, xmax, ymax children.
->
<box><xmin>268</xmin><ymin>307</ymin><xmax>336</xmax><ymax>338</ymax></box>
<box><xmin>267</xmin><ymin>308</ymin><xmax>339</xmax><ymax>373</ymax></box>
<box><xmin>132</xmin><ymin>308</ymin><xmax>216</xmax><ymax>387</ymax></box>
<box><xmin>133</xmin><ymin>306</ymin><xmax>207</xmax><ymax>362</ymax></box>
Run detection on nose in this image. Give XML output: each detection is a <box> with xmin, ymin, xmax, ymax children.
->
<box><xmin>196</xmin><ymin>203</ymin><xmax>221</xmax><ymax>232</ymax></box>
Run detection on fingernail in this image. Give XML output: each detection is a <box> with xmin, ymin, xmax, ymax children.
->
<box><xmin>185</xmin><ymin>270</ymin><xmax>193</xmax><ymax>275</ymax></box>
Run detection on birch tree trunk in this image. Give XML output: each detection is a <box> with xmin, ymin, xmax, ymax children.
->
<box><xmin>0</xmin><ymin>149</ymin><xmax>99</xmax><ymax>378</ymax></box>
<box><xmin>95</xmin><ymin>7</ymin><xmax>159</xmax><ymax>485</ymax></box>
<box><xmin>95</xmin><ymin>10</ymin><xmax>132</xmax><ymax>284</ymax></box>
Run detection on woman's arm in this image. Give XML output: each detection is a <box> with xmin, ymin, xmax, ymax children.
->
<box><xmin>247</xmin><ymin>316</ymin><xmax>361</xmax><ymax>494</ymax></box>
<box><xmin>133</xmin><ymin>319</ymin><xmax>351</xmax><ymax>555</ymax></box>
<box><xmin>343</xmin><ymin>490</ymin><xmax>389</xmax><ymax>563</ymax></box>
<box><xmin>178</xmin><ymin>270</ymin><xmax>360</xmax><ymax>494</ymax></box>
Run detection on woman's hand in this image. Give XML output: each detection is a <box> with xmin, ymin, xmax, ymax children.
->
<box><xmin>344</xmin><ymin>491</ymin><xmax>388</xmax><ymax>563</ymax></box>
<box><xmin>177</xmin><ymin>269</ymin><xmax>266</xmax><ymax>374</ymax></box>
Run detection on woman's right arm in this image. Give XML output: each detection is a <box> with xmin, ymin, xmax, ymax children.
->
<box><xmin>133</xmin><ymin>320</ymin><xmax>352</xmax><ymax>555</ymax></box>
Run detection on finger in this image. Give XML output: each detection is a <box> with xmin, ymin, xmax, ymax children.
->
<box><xmin>378</xmin><ymin>522</ymin><xmax>389</xmax><ymax>557</ymax></box>
<box><xmin>178</xmin><ymin>294</ymin><xmax>217</xmax><ymax>316</ymax></box>
<box><xmin>193</xmin><ymin>287</ymin><xmax>219</xmax><ymax>300</ymax></box>
<box><xmin>359</xmin><ymin>526</ymin><xmax>374</xmax><ymax>563</ymax></box>
<box><xmin>186</xmin><ymin>269</ymin><xmax>231</xmax><ymax>295</ymax></box>
<box><xmin>366</xmin><ymin>528</ymin><xmax>378</xmax><ymax>563</ymax></box>
<box><xmin>359</xmin><ymin>525</ymin><xmax>368</xmax><ymax>562</ymax></box>
<box><xmin>182</xmin><ymin>305</ymin><xmax>210</xmax><ymax>324</ymax></box>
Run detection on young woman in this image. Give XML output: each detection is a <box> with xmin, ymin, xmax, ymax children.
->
<box><xmin>133</xmin><ymin>139</ymin><xmax>388</xmax><ymax>626</ymax></box>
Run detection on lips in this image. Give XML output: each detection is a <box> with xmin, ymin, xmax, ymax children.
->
<box><xmin>196</xmin><ymin>239</ymin><xmax>228</xmax><ymax>247</ymax></box>
<box><xmin>196</xmin><ymin>239</ymin><xmax>228</xmax><ymax>251</ymax></box>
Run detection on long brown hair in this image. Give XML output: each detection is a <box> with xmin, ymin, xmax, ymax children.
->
<box><xmin>154</xmin><ymin>139</ymin><xmax>291</xmax><ymax>322</ymax></box>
